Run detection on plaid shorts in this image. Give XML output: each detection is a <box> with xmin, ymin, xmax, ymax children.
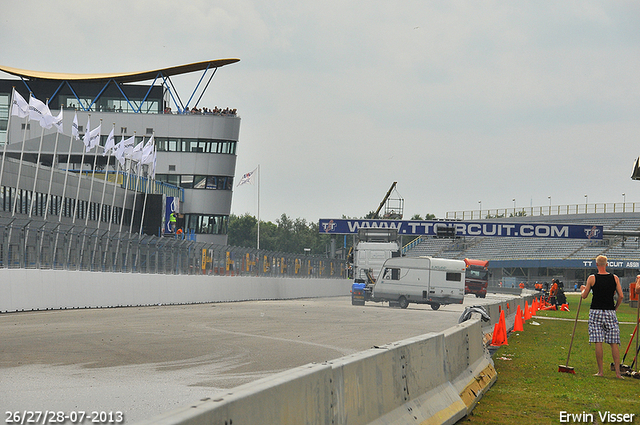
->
<box><xmin>588</xmin><ymin>310</ymin><xmax>620</xmax><ymax>344</ymax></box>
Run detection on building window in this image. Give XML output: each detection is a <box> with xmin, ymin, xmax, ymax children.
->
<box><xmin>154</xmin><ymin>137</ymin><xmax>236</xmax><ymax>155</ymax></box>
<box><xmin>183</xmin><ymin>214</ymin><xmax>229</xmax><ymax>234</ymax></box>
<box><xmin>156</xmin><ymin>174</ymin><xmax>233</xmax><ymax>190</ymax></box>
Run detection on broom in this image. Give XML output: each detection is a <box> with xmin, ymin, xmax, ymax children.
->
<box><xmin>558</xmin><ymin>294</ymin><xmax>583</xmax><ymax>373</ymax></box>
<box><xmin>611</xmin><ymin>323</ymin><xmax>636</xmax><ymax>372</ymax></box>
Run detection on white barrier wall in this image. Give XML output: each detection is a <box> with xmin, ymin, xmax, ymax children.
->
<box><xmin>135</xmin><ymin>315</ymin><xmax>499</xmax><ymax>425</ymax></box>
<box><xmin>0</xmin><ymin>269</ymin><xmax>352</xmax><ymax>313</ymax></box>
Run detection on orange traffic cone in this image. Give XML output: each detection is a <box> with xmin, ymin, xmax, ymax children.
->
<box><xmin>561</xmin><ymin>304</ymin><xmax>570</xmax><ymax>312</ymax></box>
<box><xmin>532</xmin><ymin>299</ymin><xmax>537</xmax><ymax>316</ymax></box>
<box><xmin>514</xmin><ymin>305</ymin><xmax>524</xmax><ymax>331</ymax></box>
<box><xmin>524</xmin><ymin>301</ymin><xmax>532</xmax><ymax>321</ymax></box>
<box><xmin>490</xmin><ymin>320</ymin><xmax>508</xmax><ymax>346</ymax></box>
<box><xmin>490</xmin><ymin>323</ymin><xmax>503</xmax><ymax>346</ymax></box>
<box><xmin>499</xmin><ymin>310</ymin><xmax>508</xmax><ymax>344</ymax></box>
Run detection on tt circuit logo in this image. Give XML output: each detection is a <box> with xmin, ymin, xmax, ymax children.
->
<box><xmin>322</xmin><ymin>220</ymin><xmax>337</xmax><ymax>233</ymax></box>
<box><xmin>584</xmin><ymin>226</ymin><xmax>601</xmax><ymax>239</ymax></box>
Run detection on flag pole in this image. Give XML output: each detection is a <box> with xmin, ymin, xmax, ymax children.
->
<box><xmin>97</xmin><ymin>123</ymin><xmax>115</xmax><ymax>228</ymax></box>
<box><xmin>43</xmin><ymin>123</ymin><xmax>61</xmax><ymax>221</ymax></box>
<box><xmin>84</xmin><ymin>119</ymin><xmax>102</xmax><ymax>227</ymax></box>
<box><xmin>118</xmin><ymin>133</ymin><xmax>135</xmax><ymax>234</ymax></box>
<box><xmin>128</xmin><ymin>136</ymin><xmax>142</xmax><ymax>234</ymax></box>
<box><xmin>53</xmin><ymin>115</ymin><xmax>77</xmax><ymax>267</ymax></box>
<box><xmin>0</xmin><ymin>87</ymin><xmax>17</xmax><ymax>199</ymax></box>
<box><xmin>58</xmin><ymin>112</ymin><xmax>78</xmax><ymax>223</ymax></box>
<box><xmin>72</xmin><ymin>115</ymin><xmax>90</xmax><ymax>224</ymax></box>
<box><xmin>257</xmin><ymin>164</ymin><xmax>260</xmax><ymax>250</ymax></box>
<box><xmin>109</xmin><ymin>133</ymin><xmax>125</xmax><ymax>233</ymax></box>
<box><xmin>11</xmin><ymin>95</ymin><xmax>31</xmax><ymax>217</ymax></box>
<box><xmin>139</xmin><ymin>133</ymin><xmax>155</xmax><ymax>235</ymax></box>
<box><xmin>28</xmin><ymin>100</ymin><xmax>49</xmax><ymax>218</ymax></box>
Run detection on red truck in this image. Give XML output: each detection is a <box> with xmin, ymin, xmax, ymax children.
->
<box><xmin>464</xmin><ymin>258</ymin><xmax>489</xmax><ymax>298</ymax></box>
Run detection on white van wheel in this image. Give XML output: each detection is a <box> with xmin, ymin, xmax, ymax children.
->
<box><xmin>430</xmin><ymin>303</ymin><xmax>440</xmax><ymax>311</ymax></box>
<box><xmin>398</xmin><ymin>296</ymin><xmax>409</xmax><ymax>309</ymax></box>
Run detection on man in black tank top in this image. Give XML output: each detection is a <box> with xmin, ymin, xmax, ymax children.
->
<box><xmin>580</xmin><ymin>255</ymin><xmax>624</xmax><ymax>379</ymax></box>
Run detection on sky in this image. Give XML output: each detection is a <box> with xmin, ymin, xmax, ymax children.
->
<box><xmin>3</xmin><ymin>1</ymin><xmax>640</xmax><ymax>223</ymax></box>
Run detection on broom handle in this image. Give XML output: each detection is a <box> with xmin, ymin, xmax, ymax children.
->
<box><xmin>635</xmin><ymin>293</ymin><xmax>640</xmax><ymax>371</ymax></box>
<box><xmin>565</xmin><ymin>295</ymin><xmax>583</xmax><ymax>367</ymax></box>
<box><xmin>622</xmin><ymin>322</ymin><xmax>637</xmax><ymax>363</ymax></box>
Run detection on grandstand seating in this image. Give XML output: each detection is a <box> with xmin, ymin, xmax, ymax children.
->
<box><xmin>404</xmin><ymin>213</ymin><xmax>640</xmax><ymax>261</ymax></box>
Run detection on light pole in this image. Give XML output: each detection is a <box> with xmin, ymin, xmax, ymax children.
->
<box><xmin>478</xmin><ymin>201</ymin><xmax>482</xmax><ymax>219</ymax></box>
<box><xmin>623</xmin><ymin>193</ymin><xmax>626</xmax><ymax>212</ymax></box>
<box><xmin>548</xmin><ymin>196</ymin><xmax>551</xmax><ymax>215</ymax></box>
<box><xmin>584</xmin><ymin>194</ymin><xmax>588</xmax><ymax>213</ymax></box>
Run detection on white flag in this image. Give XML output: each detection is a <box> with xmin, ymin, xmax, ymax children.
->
<box><xmin>122</xmin><ymin>135</ymin><xmax>135</xmax><ymax>158</ymax></box>
<box><xmin>82</xmin><ymin>116</ymin><xmax>91</xmax><ymax>149</ymax></box>
<box><xmin>102</xmin><ymin>127</ymin><xmax>116</xmax><ymax>156</ymax></box>
<box><xmin>85</xmin><ymin>122</ymin><xmax>101</xmax><ymax>152</ymax></box>
<box><xmin>28</xmin><ymin>95</ymin><xmax>54</xmax><ymax>128</ymax></box>
<box><xmin>71</xmin><ymin>112</ymin><xmax>80</xmax><ymax>140</ymax></box>
<box><xmin>130</xmin><ymin>139</ymin><xmax>144</xmax><ymax>162</ymax></box>
<box><xmin>114</xmin><ymin>136</ymin><xmax>127</xmax><ymax>166</ymax></box>
<box><xmin>50</xmin><ymin>109</ymin><xmax>64</xmax><ymax>133</ymax></box>
<box><xmin>237</xmin><ymin>168</ymin><xmax>257</xmax><ymax>186</ymax></box>
<box><xmin>150</xmin><ymin>150</ymin><xmax>157</xmax><ymax>179</ymax></box>
<box><xmin>141</xmin><ymin>135</ymin><xmax>155</xmax><ymax>164</ymax></box>
<box><xmin>11</xmin><ymin>90</ymin><xmax>29</xmax><ymax>118</ymax></box>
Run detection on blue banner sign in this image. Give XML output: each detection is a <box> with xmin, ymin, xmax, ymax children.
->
<box><xmin>318</xmin><ymin>219</ymin><xmax>603</xmax><ymax>240</ymax></box>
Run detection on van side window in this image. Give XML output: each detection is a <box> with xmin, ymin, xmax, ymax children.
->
<box><xmin>446</xmin><ymin>272</ymin><xmax>462</xmax><ymax>282</ymax></box>
<box><xmin>383</xmin><ymin>268</ymin><xmax>400</xmax><ymax>280</ymax></box>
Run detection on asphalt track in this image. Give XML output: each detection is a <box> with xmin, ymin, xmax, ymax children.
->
<box><xmin>0</xmin><ymin>294</ymin><xmax>512</xmax><ymax>424</ymax></box>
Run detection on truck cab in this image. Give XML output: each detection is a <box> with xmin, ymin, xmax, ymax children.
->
<box><xmin>464</xmin><ymin>258</ymin><xmax>489</xmax><ymax>298</ymax></box>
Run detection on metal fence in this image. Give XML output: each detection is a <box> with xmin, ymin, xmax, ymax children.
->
<box><xmin>0</xmin><ymin>217</ymin><xmax>347</xmax><ymax>278</ymax></box>
<box><xmin>446</xmin><ymin>202</ymin><xmax>640</xmax><ymax>221</ymax></box>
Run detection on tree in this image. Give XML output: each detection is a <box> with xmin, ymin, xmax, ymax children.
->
<box><xmin>227</xmin><ymin>213</ymin><xmax>257</xmax><ymax>248</ymax></box>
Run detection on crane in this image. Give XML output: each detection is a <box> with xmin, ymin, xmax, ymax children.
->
<box><xmin>372</xmin><ymin>182</ymin><xmax>404</xmax><ymax>219</ymax></box>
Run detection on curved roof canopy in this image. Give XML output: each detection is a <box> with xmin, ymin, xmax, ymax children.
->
<box><xmin>0</xmin><ymin>58</ymin><xmax>240</xmax><ymax>83</ymax></box>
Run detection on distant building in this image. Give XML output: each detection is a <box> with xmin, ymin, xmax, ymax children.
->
<box><xmin>0</xmin><ymin>59</ymin><xmax>240</xmax><ymax>245</ymax></box>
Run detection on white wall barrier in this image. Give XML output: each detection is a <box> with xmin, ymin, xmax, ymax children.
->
<box><xmin>1</xmin><ymin>269</ymin><xmax>535</xmax><ymax>424</ymax></box>
<box><xmin>135</xmin><ymin>313</ymin><xmax>501</xmax><ymax>425</ymax></box>
<box><xmin>0</xmin><ymin>269</ymin><xmax>352</xmax><ymax>313</ymax></box>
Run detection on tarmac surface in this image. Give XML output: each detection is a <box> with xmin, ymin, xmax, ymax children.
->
<box><xmin>0</xmin><ymin>294</ymin><xmax>512</xmax><ymax>423</ymax></box>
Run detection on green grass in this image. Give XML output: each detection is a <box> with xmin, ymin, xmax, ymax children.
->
<box><xmin>460</xmin><ymin>294</ymin><xmax>640</xmax><ymax>424</ymax></box>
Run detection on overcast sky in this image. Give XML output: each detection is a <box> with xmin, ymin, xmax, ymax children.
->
<box><xmin>3</xmin><ymin>2</ymin><xmax>640</xmax><ymax>223</ymax></box>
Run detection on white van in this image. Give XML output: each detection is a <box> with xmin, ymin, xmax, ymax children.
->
<box><xmin>372</xmin><ymin>256</ymin><xmax>465</xmax><ymax>310</ymax></box>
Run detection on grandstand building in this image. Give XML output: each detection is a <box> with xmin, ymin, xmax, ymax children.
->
<box><xmin>404</xmin><ymin>211</ymin><xmax>640</xmax><ymax>290</ymax></box>
<box><xmin>0</xmin><ymin>59</ymin><xmax>240</xmax><ymax>245</ymax></box>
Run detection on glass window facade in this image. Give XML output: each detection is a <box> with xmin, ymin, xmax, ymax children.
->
<box><xmin>184</xmin><ymin>214</ymin><xmax>228</xmax><ymax>235</ymax></box>
<box><xmin>156</xmin><ymin>174</ymin><xmax>233</xmax><ymax>190</ymax></box>
<box><xmin>154</xmin><ymin>137</ymin><xmax>236</xmax><ymax>154</ymax></box>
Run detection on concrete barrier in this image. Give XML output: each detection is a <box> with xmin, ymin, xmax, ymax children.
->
<box><xmin>2</xmin><ymin>269</ymin><xmax>529</xmax><ymax>424</ymax></box>
<box><xmin>0</xmin><ymin>269</ymin><xmax>352</xmax><ymax>313</ymax></box>
<box><xmin>134</xmin><ymin>309</ymin><xmax>505</xmax><ymax>425</ymax></box>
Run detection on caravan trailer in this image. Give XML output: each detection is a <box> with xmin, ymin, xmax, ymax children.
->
<box><xmin>371</xmin><ymin>256</ymin><xmax>466</xmax><ymax>310</ymax></box>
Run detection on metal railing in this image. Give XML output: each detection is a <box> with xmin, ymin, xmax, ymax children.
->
<box><xmin>446</xmin><ymin>202</ymin><xmax>640</xmax><ymax>221</ymax></box>
<box><xmin>0</xmin><ymin>217</ymin><xmax>346</xmax><ymax>279</ymax></box>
